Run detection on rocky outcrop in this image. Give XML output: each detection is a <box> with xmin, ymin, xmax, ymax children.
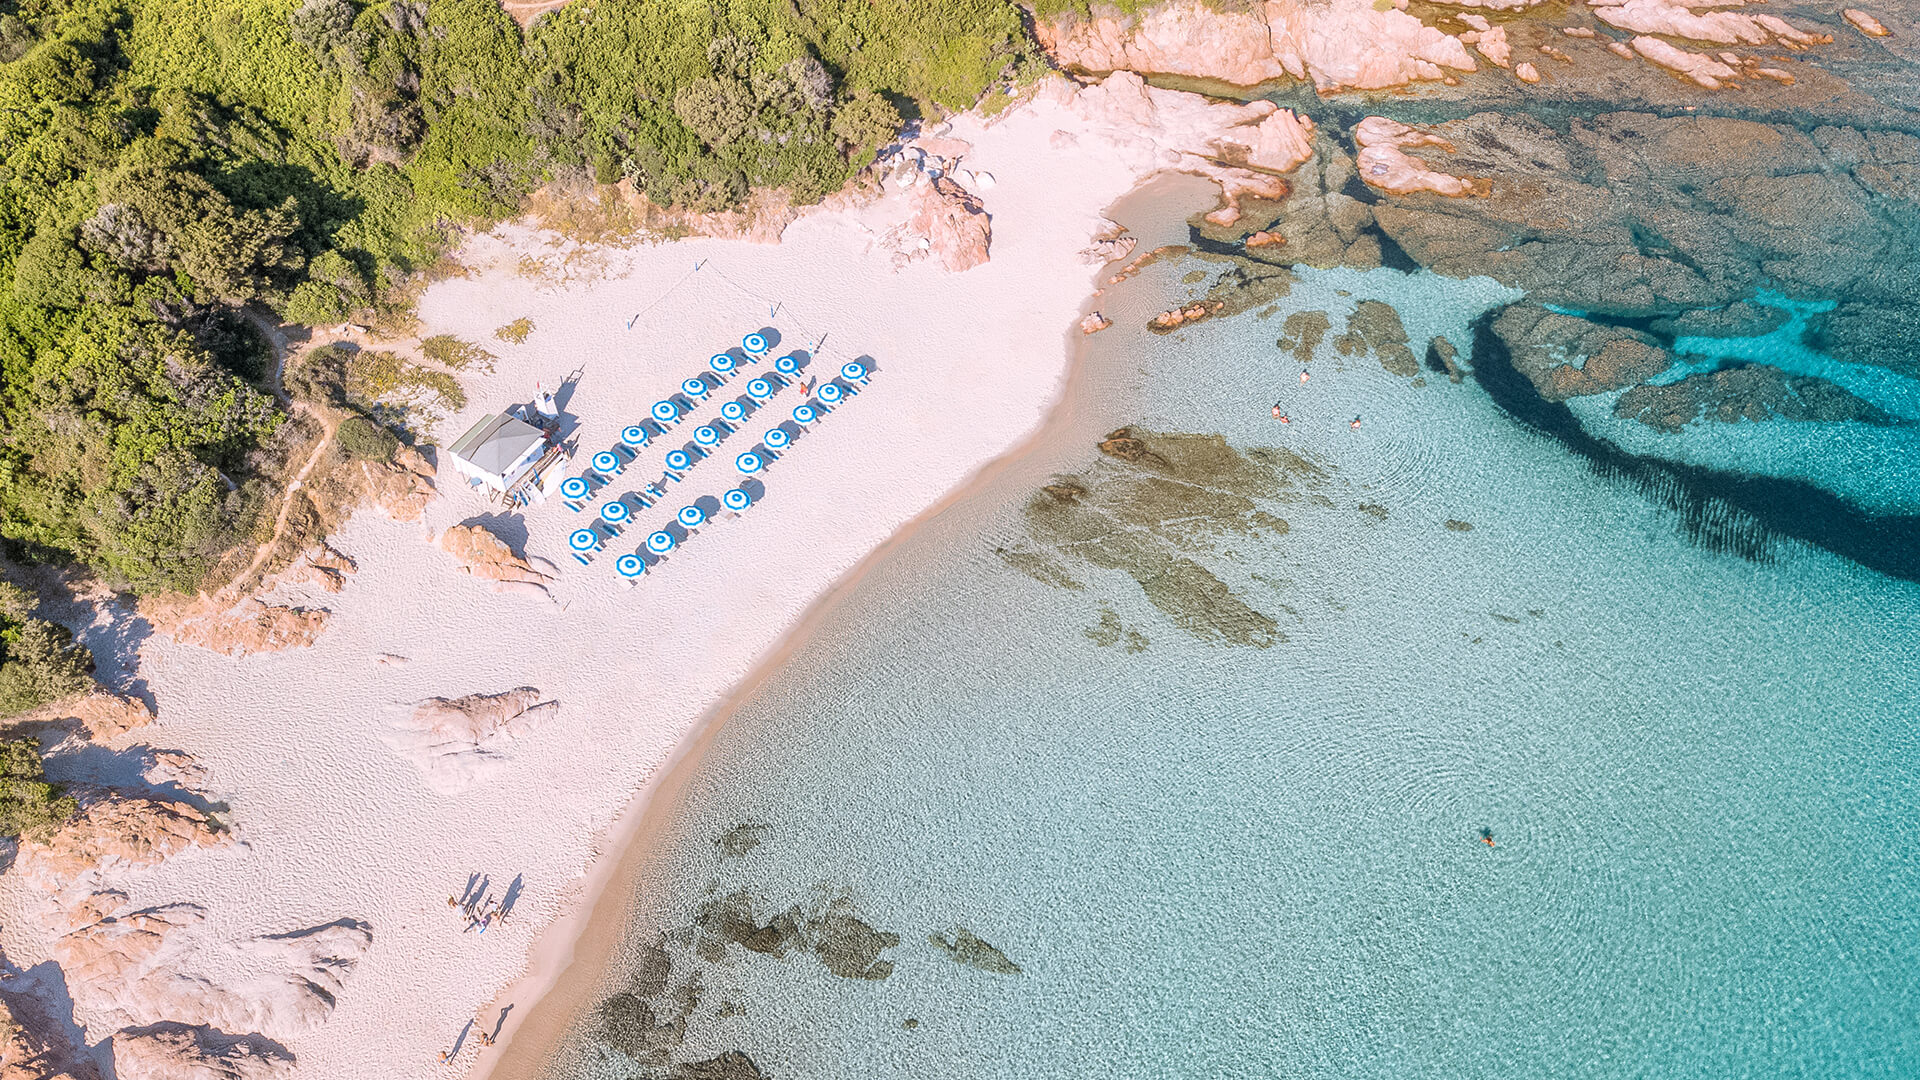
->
<box><xmin>145</xmin><ymin>600</ymin><xmax>328</xmax><ymax>657</ymax></box>
<box><xmin>436</xmin><ymin>524</ymin><xmax>557</xmax><ymax>597</ymax></box>
<box><xmin>1631</xmin><ymin>35</ymin><xmax>1738</xmax><ymax>89</ymax></box>
<box><xmin>385</xmin><ymin>688</ymin><xmax>558</xmax><ymax>793</ymax></box>
<box><xmin>1613</xmin><ymin>365</ymin><xmax>1895</xmax><ymax>432</ymax></box>
<box><xmin>1590</xmin><ymin>0</ymin><xmax>1831</xmax><ymax>48</ymax></box>
<box><xmin>0</xmin><ymin>989</ymin><xmax>98</xmax><ymax>1080</ymax></box>
<box><xmin>363</xmin><ymin>445</ymin><xmax>437</xmax><ymax>524</ymax></box>
<box><xmin>928</xmin><ymin>928</ymin><xmax>1022</xmax><ymax>975</ymax></box>
<box><xmin>1060</xmin><ymin>72</ymin><xmax>1314</xmax><ymax>220</ymax></box>
<box><xmin>57</xmin><ymin>911</ymin><xmax>370</xmax><ymax>1044</ymax></box>
<box><xmin>1335</xmin><ymin>301</ymin><xmax>1422</xmax><ymax>377</ymax></box>
<box><xmin>1079</xmin><ymin>219</ymin><xmax>1138</xmax><ymax>265</ymax></box>
<box><xmin>14</xmin><ymin>797</ymin><xmax>228</xmax><ymax>890</ymax></box>
<box><xmin>1354</xmin><ymin>117</ymin><xmax>1488</xmax><ymax>197</ymax></box>
<box><xmin>1490</xmin><ymin>305</ymin><xmax>1674</xmax><ymax>399</ymax></box>
<box><xmin>1035</xmin><ymin>0</ymin><xmax>1477</xmax><ymax>91</ymax></box>
<box><xmin>1844</xmin><ymin>9</ymin><xmax>1891</xmax><ymax>36</ymax></box>
<box><xmin>7</xmin><ymin>691</ymin><xmax>152</xmax><ymax>743</ymax></box>
<box><xmin>906</xmin><ymin>177</ymin><xmax>992</xmax><ymax>273</ymax></box>
<box><xmin>1330</xmin><ymin>112</ymin><xmax>1920</xmax><ymax>334</ymax></box>
<box><xmin>111</xmin><ymin>1025</ymin><xmax>291</xmax><ymax>1080</ymax></box>
<box><xmin>276</xmin><ymin>544</ymin><xmax>355</xmax><ymax>594</ymax></box>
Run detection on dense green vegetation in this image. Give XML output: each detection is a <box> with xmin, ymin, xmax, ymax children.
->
<box><xmin>0</xmin><ymin>735</ymin><xmax>75</xmax><ymax>840</ymax></box>
<box><xmin>0</xmin><ymin>0</ymin><xmax>1040</xmax><ymax>594</ymax></box>
<box><xmin>0</xmin><ymin>582</ymin><xmax>92</xmax><ymax>716</ymax></box>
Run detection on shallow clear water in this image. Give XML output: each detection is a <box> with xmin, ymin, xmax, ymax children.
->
<box><xmin>550</xmin><ymin>198</ymin><xmax>1920</xmax><ymax>1079</ymax></box>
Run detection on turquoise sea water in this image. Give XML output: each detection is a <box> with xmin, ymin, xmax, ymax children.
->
<box><xmin>551</xmin><ymin>193</ymin><xmax>1920</xmax><ymax>1078</ymax></box>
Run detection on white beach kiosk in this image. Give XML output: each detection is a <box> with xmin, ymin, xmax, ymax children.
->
<box><xmin>446</xmin><ymin>411</ymin><xmax>549</xmax><ymax>496</ymax></box>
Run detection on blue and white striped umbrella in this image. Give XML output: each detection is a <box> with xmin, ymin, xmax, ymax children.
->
<box><xmin>746</xmin><ymin>378</ymin><xmax>773</xmax><ymax>400</ymax></box>
<box><xmin>665</xmin><ymin>450</ymin><xmax>692</xmax><ymax>471</ymax></box>
<box><xmin>736</xmin><ymin>451</ymin><xmax>763</xmax><ymax>474</ymax></box>
<box><xmin>792</xmin><ymin>404</ymin><xmax>817</xmax><ymax>425</ymax></box>
<box><xmin>742</xmin><ymin>332</ymin><xmax>768</xmax><ymax>354</ymax></box>
<box><xmin>592</xmin><ymin>451</ymin><xmax>621</xmax><ymax>473</ymax></box>
<box><xmin>709</xmin><ymin>353</ymin><xmax>737</xmax><ymax>376</ymax></box>
<box><xmin>652</xmin><ymin>400</ymin><xmax>679</xmax><ymax>423</ymax></box>
<box><xmin>616</xmin><ymin>554</ymin><xmax>645</xmax><ymax>578</ymax></box>
<box><xmin>720</xmin><ymin>401</ymin><xmax>745</xmax><ymax>422</ymax></box>
<box><xmin>763</xmin><ymin>428</ymin><xmax>791</xmax><ymax>450</ymax></box>
<box><xmin>774</xmin><ymin>355</ymin><xmax>798</xmax><ymax>375</ymax></box>
<box><xmin>694</xmin><ymin>426</ymin><xmax>720</xmax><ymax>447</ymax></box>
<box><xmin>646</xmin><ymin>530</ymin><xmax>676</xmax><ymax>554</ymax></box>
<box><xmin>681</xmin><ymin>377</ymin><xmax>709</xmax><ymax>399</ymax></box>
<box><xmin>621</xmin><ymin>425</ymin><xmax>650</xmax><ymax>448</ymax></box>
<box><xmin>677</xmin><ymin>505</ymin><xmax>706</xmax><ymax>528</ymax></box>
<box><xmin>723</xmin><ymin>488</ymin><xmax>752</xmax><ymax>511</ymax></box>
<box><xmin>841</xmin><ymin>361</ymin><xmax>867</xmax><ymax>382</ymax></box>
<box><xmin>818</xmin><ymin>383</ymin><xmax>844</xmax><ymax>404</ymax></box>
<box><xmin>600</xmin><ymin>500</ymin><xmax>629</xmax><ymax>525</ymax></box>
<box><xmin>560</xmin><ymin>476</ymin><xmax>590</xmax><ymax>500</ymax></box>
<box><xmin>569</xmin><ymin>529</ymin><xmax>600</xmax><ymax>552</ymax></box>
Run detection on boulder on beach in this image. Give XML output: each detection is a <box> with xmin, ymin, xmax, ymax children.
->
<box><xmin>385</xmin><ymin>688</ymin><xmax>558</xmax><ymax>793</ymax></box>
<box><xmin>14</xmin><ymin>796</ymin><xmax>229</xmax><ymax>890</ymax></box>
<box><xmin>436</xmin><ymin>525</ymin><xmax>558</xmax><ymax>596</ymax></box>
<box><xmin>906</xmin><ymin>176</ymin><xmax>992</xmax><ymax>272</ymax></box>
<box><xmin>57</xmin><ymin>909</ymin><xmax>371</xmax><ymax>1045</ymax></box>
<box><xmin>111</xmin><ymin>1024</ymin><xmax>293</xmax><ymax>1080</ymax></box>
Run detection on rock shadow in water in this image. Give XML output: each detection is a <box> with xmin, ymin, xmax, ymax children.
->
<box><xmin>1470</xmin><ymin>310</ymin><xmax>1920</xmax><ymax>582</ymax></box>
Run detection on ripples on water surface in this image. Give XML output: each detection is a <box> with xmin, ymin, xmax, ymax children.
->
<box><xmin>551</xmin><ymin>217</ymin><xmax>1920</xmax><ymax>1079</ymax></box>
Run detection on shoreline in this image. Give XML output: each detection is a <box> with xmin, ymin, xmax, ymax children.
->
<box><xmin>475</xmin><ymin>169</ymin><xmax>1218</xmax><ymax>1080</ymax></box>
<box><xmin>474</xmin><ymin>316</ymin><xmax>1091</xmax><ymax>1080</ymax></box>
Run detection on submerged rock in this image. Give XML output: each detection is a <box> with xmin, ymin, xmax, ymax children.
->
<box><xmin>1650</xmin><ymin>302</ymin><xmax>1789</xmax><ymax>340</ymax></box>
<box><xmin>1613</xmin><ymin>364</ymin><xmax>1895</xmax><ymax>432</ymax></box>
<box><xmin>929</xmin><ymin>928</ymin><xmax>1023</xmax><ymax>975</ymax></box>
<box><xmin>660</xmin><ymin>1051</ymin><xmax>766</xmax><ymax>1080</ymax></box>
<box><xmin>1009</xmin><ymin>429</ymin><xmax>1322</xmax><ymax>648</ymax></box>
<box><xmin>694</xmin><ymin>889</ymin><xmax>898</xmax><ymax>979</ymax></box>
<box><xmin>1279</xmin><ymin>311</ymin><xmax>1331</xmax><ymax>366</ymax></box>
<box><xmin>1336</xmin><ymin>301</ymin><xmax>1421</xmax><ymax>377</ymax></box>
<box><xmin>714</xmin><ymin>823</ymin><xmax>770</xmax><ymax>859</ymax></box>
<box><xmin>808</xmin><ymin>897</ymin><xmax>899</xmax><ymax>981</ymax></box>
<box><xmin>1490</xmin><ymin>304</ymin><xmax>1673</xmax><ymax>400</ymax></box>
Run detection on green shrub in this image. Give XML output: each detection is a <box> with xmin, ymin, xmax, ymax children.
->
<box><xmin>0</xmin><ymin>738</ymin><xmax>77</xmax><ymax>842</ymax></box>
<box><xmin>0</xmin><ymin>583</ymin><xmax>95</xmax><ymax>719</ymax></box>
<box><xmin>336</xmin><ymin>415</ymin><xmax>400</xmax><ymax>461</ymax></box>
<box><xmin>420</xmin><ymin>334</ymin><xmax>495</xmax><ymax>371</ymax></box>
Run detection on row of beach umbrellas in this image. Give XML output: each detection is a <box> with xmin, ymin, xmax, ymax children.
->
<box><xmin>561</xmin><ymin>331</ymin><xmax>875</xmax><ymax>577</ymax></box>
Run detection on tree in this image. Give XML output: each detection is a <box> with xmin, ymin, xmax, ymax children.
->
<box><xmin>0</xmin><ymin>583</ymin><xmax>94</xmax><ymax>719</ymax></box>
<box><xmin>0</xmin><ymin>738</ymin><xmax>77</xmax><ymax>842</ymax></box>
<box><xmin>672</xmin><ymin>77</ymin><xmax>756</xmax><ymax>149</ymax></box>
<box><xmin>831</xmin><ymin>91</ymin><xmax>903</xmax><ymax>157</ymax></box>
<box><xmin>289</xmin><ymin>0</ymin><xmax>364</xmax><ymax>69</ymax></box>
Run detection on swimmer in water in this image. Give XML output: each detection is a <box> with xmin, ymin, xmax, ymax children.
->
<box><xmin>1350</xmin><ymin>416</ymin><xmax>1362</xmax><ymax>430</ymax></box>
<box><xmin>1479</xmin><ymin>827</ymin><xmax>1496</xmax><ymax>847</ymax></box>
<box><xmin>1272</xmin><ymin>403</ymin><xmax>1284</xmax><ymax>419</ymax></box>
<box><xmin>1278</xmin><ymin>414</ymin><xmax>1291</xmax><ymax>424</ymax></box>
<box><xmin>1299</xmin><ymin>370</ymin><xmax>1310</xmax><ymax>384</ymax></box>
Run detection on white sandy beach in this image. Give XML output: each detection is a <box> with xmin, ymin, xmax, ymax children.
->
<box><xmin>0</xmin><ymin>79</ymin><xmax>1295</xmax><ymax>1079</ymax></box>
